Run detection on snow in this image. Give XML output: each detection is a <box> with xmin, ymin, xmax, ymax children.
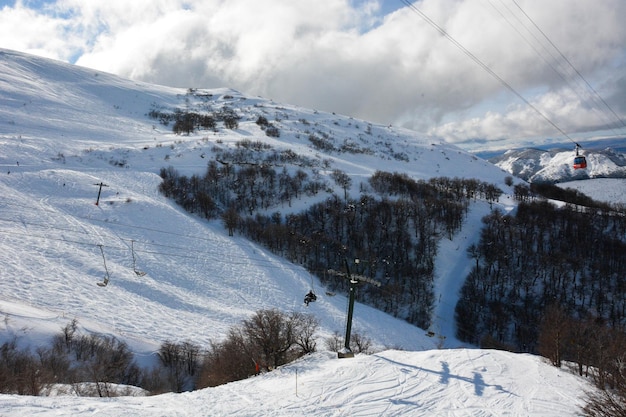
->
<box><xmin>430</xmin><ymin>200</ymin><xmax>515</xmax><ymax>345</ymax></box>
<box><xmin>0</xmin><ymin>48</ymin><xmax>616</xmax><ymax>415</ymax></box>
<box><xmin>559</xmin><ymin>178</ymin><xmax>626</xmax><ymax>205</ymax></box>
<box><xmin>0</xmin><ymin>350</ymin><xmax>591</xmax><ymax>417</ymax></box>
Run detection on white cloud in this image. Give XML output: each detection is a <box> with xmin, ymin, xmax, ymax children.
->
<box><xmin>0</xmin><ymin>2</ymin><xmax>82</xmax><ymax>60</ymax></box>
<box><xmin>1</xmin><ymin>0</ymin><xmax>625</xmax><ymax>150</ymax></box>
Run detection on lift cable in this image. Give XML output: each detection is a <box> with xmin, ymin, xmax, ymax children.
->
<box><xmin>510</xmin><ymin>0</ymin><xmax>626</xmax><ymax>131</ymax></box>
<box><xmin>484</xmin><ymin>0</ymin><xmax>621</xmax><ymax>138</ymax></box>
<box><xmin>399</xmin><ymin>0</ymin><xmax>581</xmax><ymax>146</ymax></box>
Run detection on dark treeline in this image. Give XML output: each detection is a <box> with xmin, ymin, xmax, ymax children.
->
<box><xmin>456</xmin><ymin>199</ymin><xmax>626</xmax><ymax>390</ymax></box>
<box><xmin>159</xmin><ymin>154</ymin><xmax>502</xmax><ymax>328</ymax></box>
<box><xmin>532</xmin><ymin>182</ymin><xmax>625</xmax><ymax>212</ymax></box>
<box><xmin>515</xmin><ymin>182</ymin><xmax>626</xmax><ymax>213</ymax></box>
<box><xmin>239</xmin><ymin>173</ymin><xmax>501</xmax><ymax>328</ymax></box>
<box><xmin>456</xmin><ymin>195</ymin><xmax>626</xmax><ymax>415</ymax></box>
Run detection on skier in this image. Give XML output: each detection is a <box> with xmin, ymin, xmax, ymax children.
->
<box><xmin>304</xmin><ymin>290</ymin><xmax>317</xmax><ymax>306</ymax></box>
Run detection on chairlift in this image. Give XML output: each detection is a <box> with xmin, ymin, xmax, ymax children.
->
<box><xmin>573</xmin><ymin>143</ymin><xmax>587</xmax><ymax>170</ymax></box>
<box><xmin>131</xmin><ymin>240</ymin><xmax>146</xmax><ymax>276</ymax></box>
<box><xmin>97</xmin><ymin>245</ymin><xmax>110</xmax><ymax>287</ymax></box>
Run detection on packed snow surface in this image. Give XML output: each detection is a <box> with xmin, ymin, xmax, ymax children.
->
<box><xmin>1</xmin><ymin>349</ymin><xmax>590</xmax><ymax>416</ymax></box>
<box><xmin>560</xmin><ymin>178</ymin><xmax>626</xmax><ymax>205</ymax></box>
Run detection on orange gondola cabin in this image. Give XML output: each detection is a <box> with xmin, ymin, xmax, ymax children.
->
<box><xmin>573</xmin><ymin>155</ymin><xmax>587</xmax><ymax>169</ymax></box>
<box><xmin>573</xmin><ymin>143</ymin><xmax>587</xmax><ymax>169</ymax></box>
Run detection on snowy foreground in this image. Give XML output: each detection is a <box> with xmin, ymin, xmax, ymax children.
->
<box><xmin>1</xmin><ymin>349</ymin><xmax>590</xmax><ymax>417</ymax></box>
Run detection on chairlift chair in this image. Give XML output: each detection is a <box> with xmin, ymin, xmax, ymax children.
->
<box><xmin>97</xmin><ymin>245</ymin><xmax>110</xmax><ymax>287</ymax></box>
<box><xmin>304</xmin><ymin>274</ymin><xmax>317</xmax><ymax>306</ymax></box>
<box><xmin>131</xmin><ymin>240</ymin><xmax>147</xmax><ymax>276</ymax></box>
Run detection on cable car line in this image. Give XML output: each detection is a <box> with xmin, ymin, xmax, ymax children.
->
<box><xmin>484</xmin><ymin>0</ymin><xmax>622</xmax><ymax>138</ymax></box>
<box><xmin>487</xmin><ymin>0</ymin><xmax>603</xmax><ymax>169</ymax></box>
<box><xmin>399</xmin><ymin>0</ymin><xmax>576</xmax><ymax>144</ymax></box>
<box><xmin>510</xmin><ymin>0</ymin><xmax>626</xmax><ymax>131</ymax></box>
<box><xmin>0</xmin><ymin>218</ymin><xmax>306</xmax><ymax>271</ymax></box>
<box><xmin>398</xmin><ymin>0</ymin><xmax>607</xmax><ymax>169</ymax></box>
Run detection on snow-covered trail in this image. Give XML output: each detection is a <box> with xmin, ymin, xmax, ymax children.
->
<box><xmin>431</xmin><ymin>197</ymin><xmax>517</xmax><ymax>347</ymax></box>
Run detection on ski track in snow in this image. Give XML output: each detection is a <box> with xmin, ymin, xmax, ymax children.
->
<box><xmin>0</xmin><ymin>350</ymin><xmax>590</xmax><ymax>417</ymax></box>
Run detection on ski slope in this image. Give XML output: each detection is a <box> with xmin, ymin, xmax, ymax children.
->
<box><xmin>0</xmin><ymin>49</ymin><xmax>608</xmax><ymax>415</ymax></box>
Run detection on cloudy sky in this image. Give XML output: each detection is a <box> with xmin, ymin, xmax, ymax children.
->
<box><xmin>1</xmin><ymin>0</ymin><xmax>625</xmax><ymax>151</ymax></box>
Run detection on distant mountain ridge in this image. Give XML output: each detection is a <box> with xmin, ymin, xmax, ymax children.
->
<box><xmin>489</xmin><ymin>146</ymin><xmax>626</xmax><ymax>183</ymax></box>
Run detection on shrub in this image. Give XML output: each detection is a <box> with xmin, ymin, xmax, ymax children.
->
<box><xmin>224</xmin><ymin>116</ymin><xmax>239</xmax><ymax>129</ymax></box>
<box><xmin>325</xmin><ymin>331</ymin><xmax>343</xmax><ymax>352</ymax></box>
<box><xmin>255</xmin><ymin>115</ymin><xmax>269</xmax><ymax>126</ymax></box>
<box><xmin>71</xmin><ymin>334</ymin><xmax>140</xmax><ymax>397</ymax></box>
<box><xmin>0</xmin><ymin>338</ymin><xmax>42</xmax><ymax>395</ymax></box>
<box><xmin>323</xmin><ymin>331</ymin><xmax>372</xmax><ymax>354</ymax></box>
<box><xmin>198</xmin><ymin>309</ymin><xmax>318</xmax><ymax>388</ymax></box>
<box><xmin>265</xmin><ymin>124</ymin><xmax>280</xmax><ymax>138</ymax></box>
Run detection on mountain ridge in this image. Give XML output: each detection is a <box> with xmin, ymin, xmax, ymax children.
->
<box><xmin>489</xmin><ymin>146</ymin><xmax>626</xmax><ymax>183</ymax></box>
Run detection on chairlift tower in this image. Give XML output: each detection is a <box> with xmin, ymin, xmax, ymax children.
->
<box><xmin>331</xmin><ymin>258</ymin><xmax>381</xmax><ymax>359</ymax></box>
<box><xmin>94</xmin><ymin>182</ymin><xmax>109</xmax><ymax>206</ymax></box>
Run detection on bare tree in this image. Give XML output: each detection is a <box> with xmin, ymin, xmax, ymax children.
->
<box><xmin>330</xmin><ymin>169</ymin><xmax>352</xmax><ymax>201</ymax></box>
<box><xmin>241</xmin><ymin>309</ymin><xmax>295</xmax><ymax>370</ymax></box>
<box><xmin>221</xmin><ymin>205</ymin><xmax>240</xmax><ymax>236</ymax></box>
<box><xmin>537</xmin><ymin>303</ymin><xmax>570</xmax><ymax>368</ymax></box>
<box><xmin>291</xmin><ymin>312</ymin><xmax>319</xmax><ymax>354</ymax></box>
<box><xmin>158</xmin><ymin>340</ymin><xmax>201</xmax><ymax>392</ymax></box>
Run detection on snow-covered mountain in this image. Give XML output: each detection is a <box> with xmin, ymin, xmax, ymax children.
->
<box><xmin>489</xmin><ymin>146</ymin><xmax>626</xmax><ymax>183</ymax></box>
<box><xmin>0</xmin><ymin>48</ymin><xmax>601</xmax><ymax>415</ymax></box>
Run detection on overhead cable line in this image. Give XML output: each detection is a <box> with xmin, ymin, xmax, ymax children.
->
<box><xmin>0</xmin><ymin>217</ymin><xmax>303</xmax><ymax>270</ymax></box>
<box><xmin>510</xmin><ymin>0</ymin><xmax>626</xmax><ymax>131</ymax></box>
<box><xmin>490</xmin><ymin>0</ymin><xmax>622</xmax><ymax>137</ymax></box>
<box><xmin>399</xmin><ymin>0</ymin><xmax>576</xmax><ymax>145</ymax></box>
<box><xmin>0</xmin><ymin>202</ymin><xmax>238</xmax><ymax>261</ymax></box>
<box><xmin>0</xmin><ymin>200</ymin><xmax>230</xmax><ymax>255</ymax></box>
<box><xmin>485</xmin><ymin>0</ymin><xmax>625</xmax><ymax>138</ymax></box>
<box><xmin>483</xmin><ymin>0</ymin><xmax>621</xmax><ymax>137</ymax></box>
